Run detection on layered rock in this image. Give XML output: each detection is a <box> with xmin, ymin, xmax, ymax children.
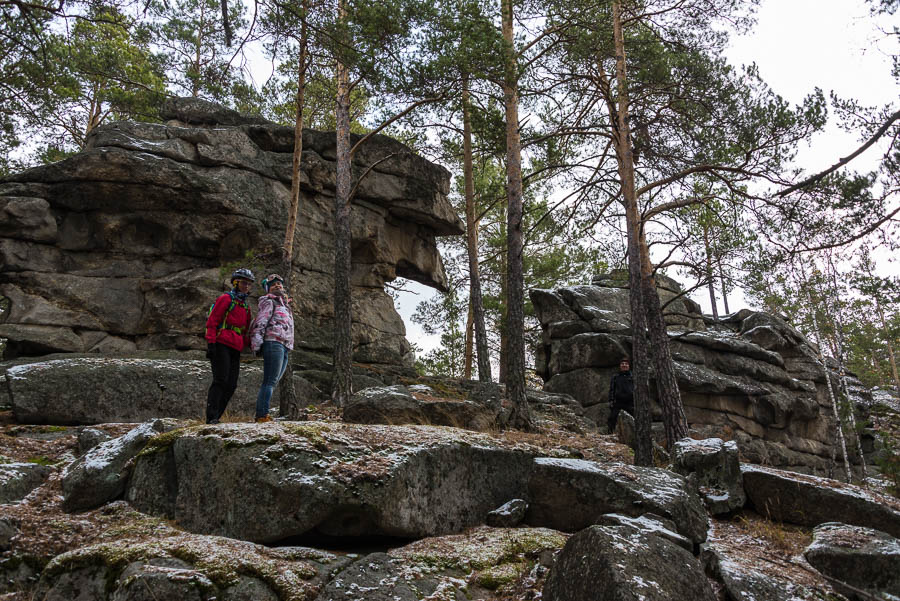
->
<box><xmin>530</xmin><ymin>273</ymin><xmax>873</xmax><ymax>474</ymax></box>
<box><xmin>0</xmin><ymin>97</ymin><xmax>463</xmax><ymax>369</ymax></box>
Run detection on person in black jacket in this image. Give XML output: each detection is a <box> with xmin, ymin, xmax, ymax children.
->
<box><xmin>607</xmin><ymin>358</ymin><xmax>634</xmax><ymax>433</ymax></box>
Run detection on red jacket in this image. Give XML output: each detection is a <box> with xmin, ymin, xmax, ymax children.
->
<box><xmin>205</xmin><ymin>292</ymin><xmax>252</xmax><ymax>351</ymax></box>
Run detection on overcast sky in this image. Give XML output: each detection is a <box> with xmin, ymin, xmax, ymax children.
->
<box><xmin>394</xmin><ymin>0</ymin><xmax>899</xmax><ymax>355</ymax></box>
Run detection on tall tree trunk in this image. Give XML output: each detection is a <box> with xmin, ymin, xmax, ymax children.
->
<box><xmin>639</xmin><ymin>230</ymin><xmax>689</xmax><ymax>447</ymax></box>
<box><xmin>704</xmin><ymin>223</ymin><xmax>718</xmax><ymax>320</ymax></box>
<box><xmin>464</xmin><ymin>301</ymin><xmax>474</xmax><ymax>379</ymax></box>
<box><xmin>277</xmin><ymin>12</ymin><xmax>308</xmax><ymax>420</ymax></box>
<box><xmin>498</xmin><ymin>212</ymin><xmax>508</xmax><ymax>384</ymax></box>
<box><xmin>331</xmin><ymin>18</ymin><xmax>353</xmax><ymax>407</ymax></box>
<box><xmin>500</xmin><ymin>0</ymin><xmax>531</xmax><ymax>429</ymax></box>
<box><xmin>462</xmin><ymin>73</ymin><xmax>492</xmax><ymax>382</ymax></box>
<box><xmin>610</xmin><ymin>0</ymin><xmax>652</xmax><ymax>465</ymax></box>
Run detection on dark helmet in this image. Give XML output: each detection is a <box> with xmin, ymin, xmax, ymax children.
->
<box><xmin>262</xmin><ymin>273</ymin><xmax>284</xmax><ymax>292</ymax></box>
<box><xmin>230</xmin><ymin>268</ymin><xmax>255</xmax><ymax>285</ymax></box>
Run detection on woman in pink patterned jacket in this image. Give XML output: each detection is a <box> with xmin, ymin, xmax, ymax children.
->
<box><xmin>249</xmin><ymin>274</ymin><xmax>295</xmax><ymax>422</ymax></box>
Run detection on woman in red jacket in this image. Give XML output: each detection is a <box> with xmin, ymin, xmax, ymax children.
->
<box><xmin>205</xmin><ymin>268</ymin><xmax>255</xmax><ymax>424</ymax></box>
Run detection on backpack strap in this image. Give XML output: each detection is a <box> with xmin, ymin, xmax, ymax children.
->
<box><xmin>215</xmin><ymin>293</ymin><xmax>247</xmax><ymax>338</ymax></box>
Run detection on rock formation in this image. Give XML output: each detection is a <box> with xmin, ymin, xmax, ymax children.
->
<box><xmin>0</xmin><ymin>97</ymin><xmax>463</xmax><ymax>368</ymax></box>
<box><xmin>530</xmin><ymin>273</ymin><xmax>875</xmax><ymax>475</ymax></box>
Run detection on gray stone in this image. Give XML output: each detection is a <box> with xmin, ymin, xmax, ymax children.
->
<box><xmin>672</xmin><ymin>437</ymin><xmax>746</xmax><ymax>516</ymax></box>
<box><xmin>742</xmin><ymin>464</ymin><xmax>900</xmax><ymax>537</ymax></box>
<box><xmin>76</xmin><ymin>427</ymin><xmax>112</xmax><ymax>456</ymax></box>
<box><xmin>804</xmin><ymin>522</ymin><xmax>900</xmax><ymax>600</ymax></box>
<box><xmin>126</xmin><ymin>422</ymin><xmax>536</xmax><ymax>542</ymax></box>
<box><xmin>543</xmin><ymin>367</ymin><xmax>614</xmax><ymax>407</ymax></box>
<box><xmin>33</xmin><ymin>533</ymin><xmax>329</xmax><ymax>601</ymax></box>
<box><xmin>5</xmin><ymin>355</ymin><xmax>318</xmax><ymax>425</ymax></box>
<box><xmin>596</xmin><ymin>512</ymin><xmax>692</xmax><ymax>551</ymax></box>
<box><xmin>0</xmin><ymin>517</ymin><xmax>19</xmax><ymax>551</ymax></box>
<box><xmin>526</xmin><ymin>457</ymin><xmax>709</xmax><ymax>544</ymax></box>
<box><xmin>702</xmin><ymin>545</ymin><xmax>817</xmax><ymax>601</ymax></box>
<box><xmin>486</xmin><ymin>499</ymin><xmax>528</xmax><ymax>527</ymax></box>
<box><xmin>548</xmin><ymin>333</ymin><xmax>627</xmax><ymax>373</ymax></box>
<box><xmin>62</xmin><ymin>419</ymin><xmax>181</xmax><ymax>511</ymax></box>
<box><xmin>0</xmin><ymin>462</ymin><xmax>53</xmax><ymax>503</ymax></box>
<box><xmin>616</xmin><ymin>410</ymin><xmax>635</xmax><ymax>445</ymax></box>
<box><xmin>344</xmin><ymin>385</ymin><xmax>500</xmax><ymax>431</ymax></box>
<box><xmin>542</xmin><ymin>524</ymin><xmax>716</xmax><ymax>601</ymax></box>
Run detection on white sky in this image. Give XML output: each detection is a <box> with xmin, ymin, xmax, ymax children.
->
<box><xmin>395</xmin><ymin>0</ymin><xmax>900</xmax><ymax>355</ymax></box>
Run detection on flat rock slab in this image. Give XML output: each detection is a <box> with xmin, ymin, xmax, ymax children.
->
<box><xmin>526</xmin><ymin>457</ymin><xmax>709</xmax><ymax>544</ymax></box>
<box><xmin>741</xmin><ymin>464</ymin><xmax>900</xmax><ymax>537</ymax></box>
<box><xmin>126</xmin><ymin>422</ymin><xmax>538</xmax><ymax>543</ymax></box>
<box><xmin>5</xmin><ymin>357</ymin><xmax>313</xmax><ymax>424</ymax></box>
<box><xmin>804</xmin><ymin>522</ymin><xmax>900</xmax><ymax>599</ymax></box>
<box><xmin>542</xmin><ymin>524</ymin><xmax>717</xmax><ymax>601</ymax></box>
<box><xmin>33</xmin><ymin>532</ymin><xmax>342</xmax><ymax>601</ymax></box>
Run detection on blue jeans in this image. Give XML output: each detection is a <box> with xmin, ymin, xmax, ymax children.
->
<box><xmin>256</xmin><ymin>341</ymin><xmax>290</xmax><ymax>418</ymax></box>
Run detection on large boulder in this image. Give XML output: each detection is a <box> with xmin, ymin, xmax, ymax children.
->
<box><xmin>62</xmin><ymin>419</ymin><xmax>181</xmax><ymax>511</ymax></box>
<box><xmin>125</xmin><ymin>422</ymin><xmax>537</xmax><ymax>543</ymax></box>
<box><xmin>742</xmin><ymin>464</ymin><xmax>900</xmax><ymax>537</ymax></box>
<box><xmin>542</xmin><ymin>524</ymin><xmax>717</xmax><ymax>601</ymax></box>
<box><xmin>672</xmin><ymin>437</ymin><xmax>746</xmax><ymax>515</ymax></box>
<box><xmin>0</xmin><ymin>97</ymin><xmax>462</xmax><ymax>369</ymax></box>
<box><xmin>4</xmin><ymin>355</ymin><xmax>317</xmax><ymax>424</ymax></box>
<box><xmin>525</xmin><ymin>457</ymin><xmax>709</xmax><ymax>544</ymax></box>
<box><xmin>803</xmin><ymin>522</ymin><xmax>900</xmax><ymax>600</ymax></box>
<box><xmin>701</xmin><ymin>545</ymin><xmax>819</xmax><ymax>601</ymax></box>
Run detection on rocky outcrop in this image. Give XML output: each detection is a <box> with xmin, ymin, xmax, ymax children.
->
<box><xmin>742</xmin><ymin>464</ymin><xmax>900</xmax><ymax>537</ymax></box>
<box><xmin>530</xmin><ymin>273</ymin><xmax>873</xmax><ymax>474</ymax></box>
<box><xmin>0</xmin><ymin>97</ymin><xmax>463</xmax><ymax>370</ymax></box>
<box><xmin>542</xmin><ymin>524</ymin><xmax>717</xmax><ymax>601</ymax></box>
<box><xmin>803</xmin><ymin>522</ymin><xmax>900</xmax><ymax>600</ymax></box>
<box><xmin>343</xmin><ymin>384</ymin><xmax>500</xmax><ymax>431</ymax></box>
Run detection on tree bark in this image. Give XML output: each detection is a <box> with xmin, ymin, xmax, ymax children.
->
<box><xmin>718</xmin><ymin>255</ymin><xmax>730</xmax><ymax>314</ymax></box>
<box><xmin>462</xmin><ymin>73</ymin><xmax>492</xmax><ymax>382</ymax></box>
<box><xmin>500</xmin><ymin>0</ymin><xmax>531</xmax><ymax>429</ymax></box>
<box><xmin>610</xmin><ymin>0</ymin><xmax>652</xmax><ymax>465</ymax></box>
<box><xmin>276</xmin><ymin>16</ymin><xmax>308</xmax><ymax>420</ymax></box>
<box><xmin>331</xmin><ymin>17</ymin><xmax>353</xmax><ymax>407</ymax></box>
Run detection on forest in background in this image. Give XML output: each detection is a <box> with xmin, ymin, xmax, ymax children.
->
<box><xmin>2</xmin><ymin>0</ymin><xmax>899</xmax><ymax>457</ymax></box>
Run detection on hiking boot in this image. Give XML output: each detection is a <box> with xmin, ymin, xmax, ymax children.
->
<box><xmin>207</xmin><ymin>419</ymin><xmax>220</xmax><ymax>425</ymax></box>
<box><xmin>255</xmin><ymin>415</ymin><xmax>273</xmax><ymax>423</ymax></box>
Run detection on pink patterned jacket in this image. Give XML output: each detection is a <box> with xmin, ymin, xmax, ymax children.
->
<box><xmin>249</xmin><ymin>294</ymin><xmax>294</xmax><ymax>352</ymax></box>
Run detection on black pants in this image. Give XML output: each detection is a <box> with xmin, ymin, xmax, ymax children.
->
<box><xmin>608</xmin><ymin>401</ymin><xmax>634</xmax><ymax>432</ymax></box>
<box><xmin>206</xmin><ymin>344</ymin><xmax>240</xmax><ymax>423</ymax></box>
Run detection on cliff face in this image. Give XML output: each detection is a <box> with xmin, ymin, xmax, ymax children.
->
<box><xmin>530</xmin><ymin>274</ymin><xmax>874</xmax><ymax>475</ymax></box>
<box><xmin>0</xmin><ymin>98</ymin><xmax>463</xmax><ymax>366</ymax></box>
